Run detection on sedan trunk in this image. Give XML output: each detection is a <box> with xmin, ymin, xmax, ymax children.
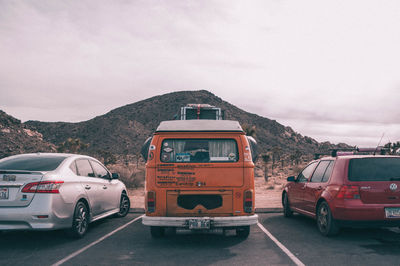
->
<box><xmin>0</xmin><ymin>171</ymin><xmax>44</xmax><ymax>207</ymax></box>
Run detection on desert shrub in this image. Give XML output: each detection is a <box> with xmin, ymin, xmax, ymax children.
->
<box><xmin>290</xmin><ymin>165</ymin><xmax>303</xmax><ymax>176</ymax></box>
<box><xmin>107</xmin><ymin>163</ymin><xmax>145</xmax><ymax>189</ymax></box>
<box><xmin>129</xmin><ymin>171</ymin><xmax>145</xmax><ymax>188</ymax></box>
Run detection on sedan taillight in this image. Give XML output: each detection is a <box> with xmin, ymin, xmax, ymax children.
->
<box><xmin>22</xmin><ymin>181</ymin><xmax>64</xmax><ymax>193</ymax></box>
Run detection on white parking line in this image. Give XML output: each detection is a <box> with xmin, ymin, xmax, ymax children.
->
<box><xmin>52</xmin><ymin>215</ymin><xmax>144</xmax><ymax>266</ymax></box>
<box><xmin>257</xmin><ymin>222</ymin><xmax>305</xmax><ymax>266</ymax></box>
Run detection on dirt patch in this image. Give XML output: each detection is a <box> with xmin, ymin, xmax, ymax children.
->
<box><xmin>128</xmin><ymin>188</ymin><xmax>145</xmax><ymax>209</ymax></box>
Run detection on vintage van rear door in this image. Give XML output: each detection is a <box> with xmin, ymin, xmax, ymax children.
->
<box><xmin>157</xmin><ymin>135</ymin><xmax>244</xmax><ymax>188</ymax></box>
<box><xmin>156</xmin><ymin>134</ymin><xmax>244</xmax><ymax>216</ymax></box>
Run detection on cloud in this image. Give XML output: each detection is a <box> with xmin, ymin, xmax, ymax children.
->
<box><xmin>0</xmin><ymin>0</ymin><xmax>399</xmax><ymax>146</ymax></box>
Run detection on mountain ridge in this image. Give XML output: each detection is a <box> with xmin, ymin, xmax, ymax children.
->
<box><xmin>0</xmin><ymin>110</ymin><xmax>56</xmax><ymax>158</ymax></box>
<box><xmin>21</xmin><ymin>90</ymin><xmax>347</xmax><ymax>158</ymax></box>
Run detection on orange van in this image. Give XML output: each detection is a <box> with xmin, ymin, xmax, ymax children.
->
<box><xmin>141</xmin><ymin>120</ymin><xmax>258</xmax><ymax>238</ymax></box>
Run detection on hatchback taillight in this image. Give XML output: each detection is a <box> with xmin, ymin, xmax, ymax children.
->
<box><xmin>22</xmin><ymin>181</ymin><xmax>64</xmax><ymax>193</ymax></box>
<box><xmin>147</xmin><ymin>191</ymin><xmax>155</xmax><ymax>213</ymax></box>
<box><xmin>336</xmin><ymin>185</ymin><xmax>360</xmax><ymax>199</ymax></box>
<box><xmin>244</xmin><ymin>190</ymin><xmax>253</xmax><ymax>213</ymax></box>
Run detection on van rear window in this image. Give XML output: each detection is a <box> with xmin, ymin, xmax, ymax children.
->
<box><xmin>348</xmin><ymin>158</ymin><xmax>400</xmax><ymax>181</ymax></box>
<box><xmin>160</xmin><ymin>139</ymin><xmax>238</xmax><ymax>163</ymax></box>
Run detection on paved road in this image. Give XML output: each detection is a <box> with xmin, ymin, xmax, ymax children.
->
<box><xmin>260</xmin><ymin>213</ymin><xmax>400</xmax><ymax>266</ymax></box>
<box><xmin>1</xmin><ymin>213</ymin><xmax>399</xmax><ymax>265</ymax></box>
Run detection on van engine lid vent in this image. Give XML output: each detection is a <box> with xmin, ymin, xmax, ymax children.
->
<box><xmin>177</xmin><ymin>195</ymin><xmax>222</xmax><ymax>210</ymax></box>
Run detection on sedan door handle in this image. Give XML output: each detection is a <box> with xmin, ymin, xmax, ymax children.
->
<box><xmin>103</xmin><ymin>186</ymin><xmax>107</xmax><ymax>189</ymax></box>
<box><xmin>317</xmin><ymin>186</ymin><xmax>323</xmax><ymax>190</ymax></box>
<box><xmin>85</xmin><ymin>185</ymin><xmax>91</xmax><ymax>190</ymax></box>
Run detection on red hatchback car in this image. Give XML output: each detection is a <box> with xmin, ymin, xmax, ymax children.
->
<box><xmin>282</xmin><ymin>154</ymin><xmax>400</xmax><ymax>236</ymax></box>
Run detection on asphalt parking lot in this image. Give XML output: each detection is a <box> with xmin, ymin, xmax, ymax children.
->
<box><xmin>1</xmin><ymin>212</ymin><xmax>399</xmax><ymax>266</ymax></box>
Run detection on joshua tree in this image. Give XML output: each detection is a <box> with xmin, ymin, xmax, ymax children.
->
<box><xmin>100</xmin><ymin>150</ymin><xmax>117</xmax><ymax>165</ymax></box>
<box><xmin>290</xmin><ymin>150</ymin><xmax>303</xmax><ymax>165</ymax></box>
<box><xmin>57</xmin><ymin>138</ymin><xmax>89</xmax><ymax>154</ymax></box>
<box><xmin>271</xmin><ymin>146</ymin><xmax>282</xmax><ymax>174</ymax></box>
<box><xmin>261</xmin><ymin>153</ymin><xmax>270</xmax><ymax>182</ymax></box>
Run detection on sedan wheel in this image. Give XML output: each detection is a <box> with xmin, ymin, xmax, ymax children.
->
<box><xmin>115</xmin><ymin>193</ymin><xmax>130</xmax><ymax>218</ymax></box>
<box><xmin>317</xmin><ymin>201</ymin><xmax>339</xmax><ymax>236</ymax></box>
<box><xmin>283</xmin><ymin>193</ymin><xmax>293</xmax><ymax>217</ymax></box>
<box><xmin>68</xmin><ymin>201</ymin><xmax>89</xmax><ymax>238</ymax></box>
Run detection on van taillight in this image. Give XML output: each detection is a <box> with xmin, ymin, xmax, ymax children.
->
<box><xmin>22</xmin><ymin>181</ymin><xmax>64</xmax><ymax>193</ymax></box>
<box><xmin>244</xmin><ymin>190</ymin><xmax>253</xmax><ymax>213</ymax></box>
<box><xmin>336</xmin><ymin>185</ymin><xmax>360</xmax><ymax>199</ymax></box>
<box><xmin>147</xmin><ymin>191</ymin><xmax>156</xmax><ymax>213</ymax></box>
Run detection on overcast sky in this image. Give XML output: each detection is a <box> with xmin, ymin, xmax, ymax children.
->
<box><xmin>1</xmin><ymin>0</ymin><xmax>399</xmax><ymax>147</ymax></box>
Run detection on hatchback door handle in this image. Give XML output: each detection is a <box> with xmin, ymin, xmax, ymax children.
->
<box><xmin>317</xmin><ymin>186</ymin><xmax>323</xmax><ymax>190</ymax></box>
<box><xmin>85</xmin><ymin>185</ymin><xmax>91</xmax><ymax>190</ymax></box>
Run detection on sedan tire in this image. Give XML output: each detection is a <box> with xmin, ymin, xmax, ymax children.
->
<box><xmin>115</xmin><ymin>193</ymin><xmax>130</xmax><ymax>218</ymax></box>
<box><xmin>317</xmin><ymin>201</ymin><xmax>339</xmax><ymax>236</ymax></box>
<box><xmin>68</xmin><ymin>201</ymin><xmax>89</xmax><ymax>238</ymax></box>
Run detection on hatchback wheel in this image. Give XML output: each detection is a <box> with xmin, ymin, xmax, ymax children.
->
<box><xmin>317</xmin><ymin>201</ymin><xmax>339</xmax><ymax>236</ymax></box>
<box><xmin>115</xmin><ymin>193</ymin><xmax>130</xmax><ymax>218</ymax></box>
<box><xmin>283</xmin><ymin>193</ymin><xmax>293</xmax><ymax>217</ymax></box>
<box><xmin>68</xmin><ymin>201</ymin><xmax>89</xmax><ymax>238</ymax></box>
<box><xmin>236</xmin><ymin>226</ymin><xmax>250</xmax><ymax>238</ymax></box>
<box><xmin>150</xmin><ymin>226</ymin><xmax>165</xmax><ymax>238</ymax></box>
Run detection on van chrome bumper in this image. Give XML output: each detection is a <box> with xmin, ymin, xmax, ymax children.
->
<box><xmin>142</xmin><ymin>214</ymin><xmax>258</xmax><ymax>228</ymax></box>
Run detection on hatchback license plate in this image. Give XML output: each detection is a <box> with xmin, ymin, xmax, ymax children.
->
<box><xmin>188</xmin><ymin>219</ymin><xmax>210</xmax><ymax>229</ymax></box>
<box><xmin>0</xmin><ymin>187</ymin><xmax>9</xmax><ymax>200</ymax></box>
<box><xmin>385</xmin><ymin>207</ymin><xmax>400</xmax><ymax>218</ymax></box>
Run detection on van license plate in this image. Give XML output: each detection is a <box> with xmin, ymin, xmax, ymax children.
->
<box><xmin>188</xmin><ymin>219</ymin><xmax>210</xmax><ymax>229</ymax></box>
<box><xmin>0</xmin><ymin>187</ymin><xmax>9</xmax><ymax>200</ymax></box>
<box><xmin>385</xmin><ymin>208</ymin><xmax>400</xmax><ymax>218</ymax></box>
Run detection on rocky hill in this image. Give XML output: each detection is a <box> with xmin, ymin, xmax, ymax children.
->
<box><xmin>0</xmin><ymin>110</ymin><xmax>55</xmax><ymax>159</ymax></box>
<box><xmin>24</xmin><ymin>90</ymin><xmax>347</xmax><ymax>158</ymax></box>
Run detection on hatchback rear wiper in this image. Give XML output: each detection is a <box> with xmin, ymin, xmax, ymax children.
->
<box><xmin>390</xmin><ymin>177</ymin><xmax>400</xmax><ymax>181</ymax></box>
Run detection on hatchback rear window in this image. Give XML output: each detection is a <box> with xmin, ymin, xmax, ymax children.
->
<box><xmin>0</xmin><ymin>155</ymin><xmax>67</xmax><ymax>171</ymax></box>
<box><xmin>160</xmin><ymin>139</ymin><xmax>238</xmax><ymax>163</ymax></box>
<box><xmin>348</xmin><ymin>158</ymin><xmax>400</xmax><ymax>181</ymax></box>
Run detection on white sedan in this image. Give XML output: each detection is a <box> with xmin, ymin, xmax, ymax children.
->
<box><xmin>0</xmin><ymin>153</ymin><xmax>130</xmax><ymax>238</ymax></box>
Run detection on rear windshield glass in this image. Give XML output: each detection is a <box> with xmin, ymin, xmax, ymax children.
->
<box><xmin>161</xmin><ymin>139</ymin><xmax>238</xmax><ymax>163</ymax></box>
<box><xmin>0</xmin><ymin>155</ymin><xmax>67</xmax><ymax>171</ymax></box>
<box><xmin>348</xmin><ymin>158</ymin><xmax>400</xmax><ymax>181</ymax></box>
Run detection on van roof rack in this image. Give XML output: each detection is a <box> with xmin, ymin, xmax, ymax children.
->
<box><xmin>314</xmin><ymin>147</ymin><xmax>388</xmax><ymax>159</ymax></box>
<box><xmin>156</xmin><ymin>120</ymin><xmax>243</xmax><ymax>132</ymax></box>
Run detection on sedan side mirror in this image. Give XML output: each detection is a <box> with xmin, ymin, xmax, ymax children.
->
<box><xmin>287</xmin><ymin>176</ymin><xmax>295</xmax><ymax>182</ymax></box>
<box><xmin>112</xmin><ymin>173</ymin><xmax>120</xmax><ymax>179</ymax></box>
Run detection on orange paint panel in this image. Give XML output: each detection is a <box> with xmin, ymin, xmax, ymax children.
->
<box><xmin>145</xmin><ymin>131</ymin><xmax>255</xmax><ymax>217</ymax></box>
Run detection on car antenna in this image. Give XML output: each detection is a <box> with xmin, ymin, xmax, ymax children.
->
<box><xmin>374</xmin><ymin>133</ymin><xmax>385</xmax><ymax>155</ymax></box>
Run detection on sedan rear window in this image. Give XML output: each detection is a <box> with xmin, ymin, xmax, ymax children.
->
<box><xmin>161</xmin><ymin>139</ymin><xmax>238</xmax><ymax>163</ymax></box>
<box><xmin>348</xmin><ymin>158</ymin><xmax>400</xmax><ymax>181</ymax></box>
<box><xmin>0</xmin><ymin>155</ymin><xmax>67</xmax><ymax>171</ymax></box>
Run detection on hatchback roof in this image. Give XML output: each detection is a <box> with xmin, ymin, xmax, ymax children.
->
<box><xmin>156</xmin><ymin>120</ymin><xmax>244</xmax><ymax>132</ymax></box>
<box><xmin>321</xmin><ymin>155</ymin><xmax>400</xmax><ymax>160</ymax></box>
